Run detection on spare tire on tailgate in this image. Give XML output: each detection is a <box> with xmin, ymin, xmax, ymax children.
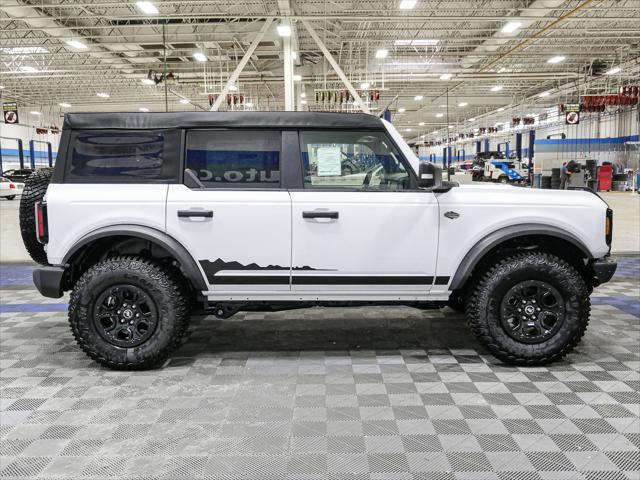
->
<box><xmin>19</xmin><ymin>169</ymin><xmax>53</xmax><ymax>265</ymax></box>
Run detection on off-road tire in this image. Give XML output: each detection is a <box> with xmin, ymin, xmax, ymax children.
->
<box><xmin>5</xmin><ymin>195</ymin><xmax>16</xmax><ymax>200</ymax></box>
<box><xmin>466</xmin><ymin>252</ymin><xmax>590</xmax><ymax>365</ymax></box>
<box><xmin>69</xmin><ymin>256</ymin><xmax>190</xmax><ymax>370</ymax></box>
<box><xmin>19</xmin><ymin>169</ymin><xmax>52</xmax><ymax>265</ymax></box>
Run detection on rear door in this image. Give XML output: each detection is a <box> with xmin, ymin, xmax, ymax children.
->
<box><xmin>165</xmin><ymin>129</ymin><xmax>292</xmax><ymax>294</ymax></box>
<box><xmin>289</xmin><ymin>130</ymin><xmax>440</xmax><ymax>300</ymax></box>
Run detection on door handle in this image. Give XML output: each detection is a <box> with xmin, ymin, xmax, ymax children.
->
<box><xmin>177</xmin><ymin>210</ymin><xmax>214</xmax><ymax>218</ymax></box>
<box><xmin>302</xmin><ymin>211</ymin><xmax>339</xmax><ymax>219</ymax></box>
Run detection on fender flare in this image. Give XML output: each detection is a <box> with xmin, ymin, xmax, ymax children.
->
<box><xmin>61</xmin><ymin>224</ymin><xmax>208</xmax><ymax>291</ymax></box>
<box><xmin>449</xmin><ymin>224</ymin><xmax>592</xmax><ymax>290</ymax></box>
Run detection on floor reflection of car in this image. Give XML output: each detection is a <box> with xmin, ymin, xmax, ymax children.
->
<box><xmin>0</xmin><ymin>176</ymin><xmax>24</xmax><ymax>200</ymax></box>
<box><xmin>2</xmin><ymin>168</ymin><xmax>34</xmax><ymax>183</ymax></box>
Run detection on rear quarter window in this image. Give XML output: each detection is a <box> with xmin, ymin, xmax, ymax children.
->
<box><xmin>65</xmin><ymin>129</ymin><xmax>180</xmax><ymax>182</ymax></box>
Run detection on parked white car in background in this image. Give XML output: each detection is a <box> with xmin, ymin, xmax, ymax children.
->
<box><xmin>0</xmin><ymin>176</ymin><xmax>24</xmax><ymax>200</ymax></box>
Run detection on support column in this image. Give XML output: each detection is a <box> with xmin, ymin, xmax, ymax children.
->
<box><xmin>283</xmin><ymin>32</ymin><xmax>294</xmax><ymax>111</ymax></box>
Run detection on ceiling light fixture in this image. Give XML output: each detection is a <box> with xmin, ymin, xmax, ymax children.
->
<box><xmin>394</xmin><ymin>39</ymin><xmax>438</xmax><ymax>46</ymax></box>
<box><xmin>141</xmin><ymin>78</ymin><xmax>155</xmax><ymax>85</ymax></box>
<box><xmin>227</xmin><ymin>85</ymin><xmax>238</xmax><ymax>91</ymax></box>
<box><xmin>360</xmin><ymin>82</ymin><xmax>370</xmax><ymax>89</ymax></box>
<box><xmin>96</xmin><ymin>92</ymin><xmax>110</xmax><ymax>98</ymax></box>
<box><xmin>398</xmin><ymin>107</ymin><xmax>406</xmax><ymax>113</ymax></box>
<box><xmin>547</xmin><ymin>55</ymin><xmax>565</xmax><ymax>64</ymax></box>
<box><xmin>414</xmin><ymin>95</ymin><xmax>424</xmax><ymax>101</ymax></box>
<box><xmin>293</xmin><ymin>74</ymin><xmax>302</xmax><ymax>81</ymax></box>
<box><xmin>277</xmin><ymin>24</ymin><xmax>292</xmax><ymax>37</ymax></box>
<box><xmin>418</xmin><ymin>122</ymin><xmax>425</xmax><ymax>126</ymax></box>
<box><xmin>30</xmin><ymin>111</ymin><xmax>42</xmax><ymax>116</ymax></box>
<box><xmin>136</xmin><ymin>1</ymin><xmax>159</xmax><ymax>14</ymax></box>
<box><xmin>497</xmin><ymin>107</ymin><xmax>505</xmax><ymax>112</ymax></box>
<box><xmin>439</xmin><ymin>73</ymin><xmax>452</xmax><ymax>80</ymax></box>
<box><xmin>468</xmin><ymin>117</ymin><xmax>476</xmax><ymax>121</ymax></box>
<box><xmin>501</xmin><ymin>21</ymin><xmax>522</xmax><ymax>33</ymax></box>
<box><xmin>139</xmin><ymin>107</ymin><xmax>150</xmax><ymax>112</ymax></box>
<box><xmin>301</xmin><ymin>100</ymin><xmax>308</xmax><ymax>105</ymax></box>
<box><xmin>179</xmin><ymin>99</ymin><xmax>190</xmax><ymax>104</ymax></box>
<box><xmin>66</xmin><ymin>40</ymin><xmax>87</xmax><ymax>50</ymax></box>
<box><xmin>19</xmin><ymin>66</ymin><xmax>39</xmax><ymax>73</ymax></box>
<box><xmin>0</xmin><ymin>86</ymin><xmax>5</xmax><ymax>89</ymax></box>
<box><xmin>300</xmin><ymin>92</ymin><xmax>306</xmax><ymax>98</ymax></box>
<box><xmin>605</xmin><ymin>66</ymin><xmax>621</xmax><ymax>75</ymax></box>
<box><xmin>405</xmin><ymin>128</ymin><xmax>412</xmax><ymax>132</ymax></box>
<box><xmin>490</xmin><ymin>85</ymin><xmax>503</xmax><ymax>92</ymax></box>
<box><xmin>458</xmin><ymin>102</ymin><xmax>468</xmax><ymax>107</ymax></box>
<box><xmin>399</xmin><ymin>0</ymin><xmax>417</xmax><ymax>9</ymax></box>
<box><xmin>193</xmin><ymin>52</ymin><xmax>207</xmax><ymax>62</ymax></box>
<box><xmin>375</xmin><ymin>49</ymin><xmax>389</xmax><ymax>59</ymax></box>
<box><xmin>539</xmin><ymin>91</ymin><xmax>551</xmax><ymax>97</ymax></box>
<box><xmin>435</xmin><ymin>113</ymin><xmax>444</xmax><ymax>118</ymax></box>
<box><xmin>58</xmin><ymin>102</ymin><xmax>71</xmax><ymax>108</ymax></box>
<box><xmin>1</xmin><ymin>47</ymin><xmax>48</xmax><ymax>54</ymax></box>
<box><xmin>245</xmin><ymin>102</ymin><xmax>254</xmax><ymax>108</ymax></box>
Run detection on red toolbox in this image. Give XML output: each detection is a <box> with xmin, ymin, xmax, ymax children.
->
<box><xmin>598</xmin><ymin>164</ymin><xmax>613</xmax><ymax>191</ymax></box>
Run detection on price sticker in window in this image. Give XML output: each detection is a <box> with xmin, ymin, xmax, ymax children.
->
<box><xmin>316</xmin><ymin>146</ymin><xmax>342</xmax><ymax>176</ymax></box>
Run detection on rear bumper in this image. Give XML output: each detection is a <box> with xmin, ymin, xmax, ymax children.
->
<box><xmin>591</xmin><ymin>257</ymin><xmax>617</xmax><ymax>285</ymax></box>
<box><xmin>33</xmin><ymin>266</ymin><xmax>65</xmax><ymax>298</ymax></box>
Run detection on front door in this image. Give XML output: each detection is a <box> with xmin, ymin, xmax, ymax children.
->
<box><xmin>290</xmin><ymin>130</ymin><xmax>439</xmax><ymax>300</ymax></box>
<box><xmin>166</xmin><ymin>129</ymin><xmax>291</xmax><ymax>294</ymax></box>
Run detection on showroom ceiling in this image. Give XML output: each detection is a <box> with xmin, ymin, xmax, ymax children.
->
<box><xmin>1</xmin><ymin>0</ymin><xmax>639</xmax><ymax>133</ymax></box>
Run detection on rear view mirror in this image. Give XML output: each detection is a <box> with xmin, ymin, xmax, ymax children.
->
<box><xmin>417</xmin><ymin>162</ymin><xmax>442</xmax><ymax>189</ymax></box>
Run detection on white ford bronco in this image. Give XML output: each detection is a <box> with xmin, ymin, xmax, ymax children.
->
<box><xmin>20</xmin><ymin>112</ymin><xmax>617</xmax><ymax>369</ymax></box>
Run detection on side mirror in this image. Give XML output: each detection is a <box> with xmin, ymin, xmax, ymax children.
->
<box><xmin>417</xmin><ymin>162</ymin><xmax>442</xmax><ymax>189</ymax></box>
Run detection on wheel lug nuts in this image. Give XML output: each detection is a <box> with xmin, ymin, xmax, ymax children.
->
<box><xmin>129</xmin><ymin>321</ymin><xmax>134</xmax><ymax>325</ymax></box>
<box><xmin>136</xmin><ymin>313</ymin><xmax>140</xmax><ymax>318</ymax></box>
<box><xmin>117</xmin><ymin>310</ymin><xmax>121</xmax><ymax>314</ymax></box>
<box><xmin>517</xmin><ymin>308</ymin><xmax>522</xmax><ymax>312</ymax></box>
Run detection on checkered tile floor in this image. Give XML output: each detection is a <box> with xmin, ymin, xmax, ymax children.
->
<box><xmin>0</xmin><ymin>258</ymin><xmax>638</xmax><ymax>479</ymax></box>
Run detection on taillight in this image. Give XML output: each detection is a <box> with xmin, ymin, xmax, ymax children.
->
<box><xmin>605</xmin><ymin>208</ymin><xmax>613</xmax><ymax>248</ymax></box>
<box><xmin>35</xmin><ymin>201</ymin><xmax>48</xmax><ymax>244</ymax></box>
<box><xmin>9</xmin><ymin>183</ymin><xmax>15</xmax><ymax>189</ymax></box>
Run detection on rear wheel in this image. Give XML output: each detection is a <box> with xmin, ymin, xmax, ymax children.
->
<box><xmin>19</xmin><ymin>169</ymin><xmax>52</xmax><ymax>265</ymax></box>
<box><xmin>69</xmin><ymin>256</ymin><xmax>190</xmax><ymax>370</ymax></box>
<box><xmin>466</xmin><ymin>252</ymin><xmax>590</xmax><ymax>365</ymax></box>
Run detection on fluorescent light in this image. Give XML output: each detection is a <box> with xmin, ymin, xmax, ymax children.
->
<box><xmin>414</xmin><ymin>95</ymin><xmax>424</xmax><ymax>101</ymax></box>
<box><xmin>227</xmin><ymin>85</ymin><xmax>238</xmax><ymax>91</ymax></box>
<box><xmin>300</xmin><ymin>92</ymin><xmax>306</xmax><ymax>98</ymax></box>
<box><xmin>394</xmin><ymin>39</ymin><xmax>438</xmax><ymax>46</ymax></box>
<box><xmin>301</xmin><ymin>100</ymin><xmax>308</xmax><ymax>105</ymax></box>
<box><xmin>501</xmin><ymin>21</ymin><xmax>522</xmax><ymax>33</ymax></box>
<box><xmin>547</xmin><ymin>55</ymin><xmax>565</xmax><ymax>64</ymax></box>
<box><xmin>19</xmin><ymin>66</ymin><xmax>38</xmax><ymax>73</ymax></box>
<box><xmin>293</xmin><ymin>74</ymin><xmax>302</xmax><ymax>81</ymax></box>
<box><xmin>139</xmin><ymin>107</ymin><xmax>150</xmax><ymax>112</ymax></box>
<box><xmin>360</xmin><ymin>82</ymin><xmax>370</xmax><ymax>89</ymax></box>
<box><xmin>398</xmin><ymin>107</ymin><xmax>406</xmax><ymax>113</ymax></box>
<box><xmin>179</xmin><ymin>99</ymin><xmax>190</xmax><ymax>104</ymax></box>
<box><xmin>96</xmin><ymin>92</ymin><xmax>110</xmax><ymax>98</ymax></box>
<box><xmin>375</xmin><ymin>49</ymin><xmax>389</xmax><ymax>59</ymax></box>
<box><xmin>0</xmin><ymin>86</ymin><xmax>4</xmax><ymax>89</ymax></box>
<box><xmin>58</xmin><ymin>102</ymin><xmax>71</xmax><ymax>108</ymax></box>
<box><xmin>448</xmin><ymin>125</ymin><xmax>454</xmax><ymax>129</ymax></box>
<box><xmin>1</xmin><ymin>47</ymin><xmax>47</xmax><ymax>54</ymax></box>
<box><xmin>405</xmin><ymin>128</ymin><xmax>412</xmax><ymax>132</ymax></box>
<box><xmin>458</xmin><ymin>102</ymin><xmax>468</xmax><ymax>107</ymax></box>
<box><xmin>141</xmin><ymin>78</ymin><xmax>155</xmax><ymax>85</ymax></box>
<box><xmin>193</xmin><ymin>52</ymin><xmax>207</xmax><ymax>62</ymax></box>
<box><xmin>539</xmin><ymin>91</ymin><xmax>551</xmax><ymax>97</ymax></box>
<box><xmin>30</xmin><ymin>111</ymin><xmax>42</xmax><ymax>116</ymax></box>
<box><xmin>439</xmin><ymin>73</ymin><xmax>452</xmax><ymax>80</ymax></box>
<box><xmin>497</xmin><ymin>107</ymin><xmax>505</xmax><ymax>112</ymax></box>
<box><xmin>436</xmin><ymin>113</ymin><xmax>444</xmax><ymax>118</ymax></box>
<box><xmin>399</xmin><ymin>0</ymin><xmax>417</xmax><ymax>9</ymax></box>
<box><xmin>468</xmin><ymin>117</ymin><xmax>476</xmax><ymax>121</ymax></box>
<box><xmin>245</xmin><ymin>102</ymin><xmax>254</xmax><ymax>108</ymax></box>
<box><xmin>136</xmin><ymin>1</ymin><xmax>159</xmax><ymax>14</ymax></box>
<box><xmin>66</xmin><ymin>40</ymin><xmax>87</xmax><ymax>50</ymax></box>
<box><xmin>605</xmin><ymin>66</ymin><xmax>621</xmax><ymax>75</ymax></box>
<box><xmin>498</xmin><ymin>67</ymin><xmax>507</xmax><ymax>73</ymax></box>
<box><xmin>277</xmin><ymin>24</ymin><xmax>292</xmax><ymax>37</ymax></box>
<box><xmin>490</xmin><ymin>85</ymin><xmax>503</xmax><ymax>92</ymax></box>
<box><xmin>418</xmin><ymin>122</ymin><xmax>425</xmax><ymax>126</ymax></box>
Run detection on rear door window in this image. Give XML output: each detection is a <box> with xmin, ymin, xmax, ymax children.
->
<box><xmin>185</xmin><ymin>130</ymin><xmax>281</xmax><ymax>188</ymax></box>
<box><xmin>67</xmin><ymin>130</ymin><xmax>180</xmax><ymax>182</ymax></box>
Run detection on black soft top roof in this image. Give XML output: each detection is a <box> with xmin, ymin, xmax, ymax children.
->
<box><xmin>63</xmin><ymin>111</ymin><xmax>384</xmax><ymax>130</ymax></box>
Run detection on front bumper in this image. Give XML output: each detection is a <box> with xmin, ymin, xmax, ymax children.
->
<box><xmin>33</xmin><ymin>266</ymin><xmax>65</xmax><ymax>298</ymax></box>
<box><xmin>591</xmin><ymin>257</ymin><xmax>617</xmax><ymax>285</ymax></box>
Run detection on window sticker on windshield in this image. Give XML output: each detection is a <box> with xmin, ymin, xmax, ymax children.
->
<box><xmin>315</xmin><ymin>146</ymin><xmax>342</xmax><ymax>176</ymax></box>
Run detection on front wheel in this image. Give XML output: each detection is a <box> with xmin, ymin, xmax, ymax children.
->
<box><xmin>466</xmin><ymin>252</ymin><xmax>590</xmax><ymax>365</ymax></box>
<box><xmin>69</xmin><ymin>256</ymin><xmax>190</xmax><ymax>369</ymax></box>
